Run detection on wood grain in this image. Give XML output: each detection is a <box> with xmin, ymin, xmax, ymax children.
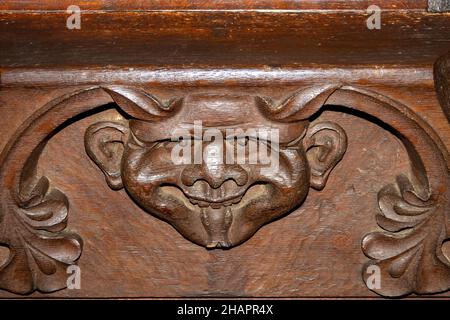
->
<box><xmin>1</xmin><ymin>11</ymin><xmax>450</xmax><ymax>68</ymax></box>
<box><xmin>0</xmin><ymin>0</ymin><xmax>429</xmax><ymax>11</ymax></box>
<box><xmin>0</xmin><ymin>78</ymin><xmax>449</xmax><ymax>297</ymax></box>
<box><xmin>0</xmin><ymin>2</ymin><xmax>449</xmax><ymax>299</ymax></box>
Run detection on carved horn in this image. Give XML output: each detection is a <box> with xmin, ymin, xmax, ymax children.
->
<box><xmin>256</xmin><ymin>85</ymin><xmax>341</xmax><ymax>122</ymax></box>
<box><xmin>102</xmin><ymin>86</ymin><xmax>182</xmax><ymax>121</ymax></box>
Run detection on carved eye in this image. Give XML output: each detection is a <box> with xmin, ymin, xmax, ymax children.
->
<box><xmin>236</xmin><ymin>136</ymin><xmax>250</xmax><ymax>146</ymax></box>
<box><xmin>232</xmin><ymin>136</ymin><xmax>273</xmax><ymax>149</ymax></box>
<box><xmin>156</xmin><ymin>140</ymin><xmax>175</xmax><ymax>148</ymax></box>
<box><xmin>128</xmin><ymin>132</ymin><xmax>159</xmax><ymax>150</ymax></box>
<box><xmin>158</xmin><ymin>136</ymin><xmax>194</xmax><ymax>148</ymax></box>
<box><xmin>258</xmin><ymin>137</ymin><xmax>272</xmax><ymax>149</ymax></box>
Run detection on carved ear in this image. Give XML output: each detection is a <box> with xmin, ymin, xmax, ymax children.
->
<box><xmin>84</xmin><ymin>121</ymin><xmax>129</xmax><ymax>190</ymax></box>
<box><xmin>304</xmin><ymin>122</ymin><xmax>347</xmax><ymax>190</ymax></box>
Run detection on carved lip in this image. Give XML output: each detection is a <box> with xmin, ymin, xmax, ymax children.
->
<box><xmin>180</xmin><ymin>181</ymin><xmax>258</xmax><ymax>209</ymax></box>
<box><xmin>159</xmin><ymin>182</ymin><xmax>267</xmax><ymax>210</ymax></box>
<box><xmin>183</xmin><ymin>190</ymin><xmax>246</xmax><ymax>208</ymax></box>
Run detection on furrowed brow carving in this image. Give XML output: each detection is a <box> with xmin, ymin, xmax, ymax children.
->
<box><xmin>0</xmin><ymin>84</ymin><xmax>449</xmax><ymax>298</ymax></box>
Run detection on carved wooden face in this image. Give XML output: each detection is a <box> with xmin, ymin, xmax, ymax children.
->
<box><xmin>85</xmin><ymin>94</ymin><xmax>346</xmax><ymax>248</ymax></box>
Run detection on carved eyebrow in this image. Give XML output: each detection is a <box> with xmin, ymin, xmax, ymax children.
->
<box><xmin>151</xmin><ymin>136</ymin><xmax>201</xmax><ymax>146</ymax></box>
<box><xmin>127</xmin><ymin>130</ymin><xmax>159</xmax><ymax>149</ymax></box>
<box><xmin>285</xmin><ymin>133</ymin><xmax>305</xmax><ymax>148</ymax></box>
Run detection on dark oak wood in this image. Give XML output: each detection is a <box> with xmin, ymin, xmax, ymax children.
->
<box><xmin>1</xmin><ymin>11</ymin><xmax>450</xmax><ymax>68</ymax></box>
<box><xmin>0</xmin><ymin>1</ymin><xmax>449</xmax><ymax>299</ymax></box>
<box><xmin>0</xmin><ymin>0</ymin><xmax>429</xmax><ymax>11</ymax></box>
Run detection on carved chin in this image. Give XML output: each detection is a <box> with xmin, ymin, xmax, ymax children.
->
<box><xmin>157</xmin><ymin>183</ymin><xmax>271</xmax><ymax>249</ymax></box>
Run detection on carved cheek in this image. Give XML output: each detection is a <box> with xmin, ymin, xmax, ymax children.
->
<box><xmin>258</xmin><ymin>148</ymin><xmax>309</xmax><ymax>198</ymax></box>
<box><xmin>119</xmin><ymin>146</ymin><xmax>208</xmax><ymax>245</ymax></box>
<box><xmin>228</xmin><ymin>149</ymin><xmax>310</xmax><ymax>245</ymax></box>
<box><xmin>121</xmin><ymin>147</ymin><xmax>182</xmax><ymax>203</ymax></box>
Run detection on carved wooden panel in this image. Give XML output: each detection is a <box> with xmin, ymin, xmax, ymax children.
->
<box><xmin>0</xmin><ymin>1</ymin><xmax>449</xmax><ymax>299</ymax></box>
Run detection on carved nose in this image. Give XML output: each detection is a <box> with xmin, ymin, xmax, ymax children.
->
<box><xmin>181</xmin><ymin>163</ymin><xmax>248</xmax><ymax>188</ymax></box>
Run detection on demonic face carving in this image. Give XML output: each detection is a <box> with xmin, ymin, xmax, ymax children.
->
<box><xmin>85</xmin><ymin>93</ymin><xmax>347</xmax><ymax>248</ymax></box>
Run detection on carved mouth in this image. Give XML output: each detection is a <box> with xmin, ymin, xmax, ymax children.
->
<box><xmin>184</xmin><ymin>191</ymin><xmax>245</xmax><ymax>209</ymax></box>
<box><xmin>159</xmin><ymin>182</ymin><xmax>268</xmax><ymax>249</ymax></box>
<box><xmin>159</xmin><ymin>182</ymin><xmax>267</xmax><ymax>212</ymax></box>
<box><xmin>181</xmin><ymin>180</ymin><xmax>248</xmax><ymax>209</ymax></box>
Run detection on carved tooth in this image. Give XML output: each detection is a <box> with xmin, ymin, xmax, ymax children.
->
<box><xmin>206</xmin><ymin>240</ymin><xmax>218</xmax><ymax>248</ymax></box>
<box><xmin>198</xmin><ymin>201</ymin><xmax>209</xmax><ymax>208</ymax></box>
<box><xmin>211</xmin><ymin>203</ymin><xmax>223</xmax><ymax>209</ymax></box>
<box><xmin>225</xmin><ymin>206</ymin><xmax>233</xmax><ymax>226</ymax></box>
<box><xmin>200</xmin><ymin>208</ymin><xmax>209</xmax><ymax>226</ymax></box>
<box><xmin>223</xmin><ymin>200</ymin><xmax>232</xmax><ymax>207</ymax></box>
<box><xmin>220</xmin><ymin>186</ymin><xmax>224</xmax><ymax>200</ymax></box>
<box><xmin>206</xmin><ymin>183</ymin><xmax>211</xmax><ymax>200</ymax></box>
<box><xmin>231</xmin><ymin>196</ymin><xmax>242</xmax><ymax>204</ymax></box>
<box><xmin>202</xmin><ymin>181</ymin><xmax>208</xmax><ymax>199</ymax></box>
